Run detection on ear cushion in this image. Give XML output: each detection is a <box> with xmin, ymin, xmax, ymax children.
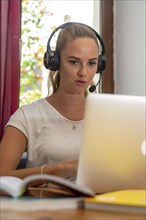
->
<box><xmin>97</xmin><ymin>54</ymin><xmax>106</xmax><ymax>73</ymax></box>
<box><xmin>44</xmin><ymin>50</ymin><xmax>60</xmax><ymax>71</ymax></box>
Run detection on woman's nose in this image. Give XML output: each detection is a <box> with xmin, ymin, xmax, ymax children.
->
<box><xmin>78</xmin><ymin>64</ymin><xmax>88</xmax><ymax>77</ymax></box>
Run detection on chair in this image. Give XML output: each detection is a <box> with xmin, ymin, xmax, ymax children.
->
<box><xmin>17</xmin><ymin>152</ymin><xmax>27</xmax><ymax>169</ymax></box>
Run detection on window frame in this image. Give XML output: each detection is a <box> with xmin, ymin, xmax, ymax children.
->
<box><xmin>100</xmin><ymin>0</ymin><xmax>114</xmax><ymax>93</ymax></box>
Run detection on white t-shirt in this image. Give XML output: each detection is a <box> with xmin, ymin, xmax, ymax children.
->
<box><xmin>6</xmin><ymin>98</ymin><xmax>84</xmax><ymax>168</ymax></box>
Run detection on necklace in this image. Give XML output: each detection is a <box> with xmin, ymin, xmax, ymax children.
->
<box><xmin>57</xmin><ymin>104</ymin><xmax>84</xmax><ymax>131</ymax></box>
<box><xmin>46</xmin><ymin>96</ymin><xmax>84</xmax><ymax>130</ymax></box>
<box><xmin>72</xmin><ymin>123</ymin><xmax>76</xmax><ymax>130</ymax></box>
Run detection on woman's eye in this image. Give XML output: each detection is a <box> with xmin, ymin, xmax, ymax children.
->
<box><xmin>89</xmin><ymin>61</ymin><xmax>97</xmax><ymax>66</ymax></box>
<box><xmin>69</xmin><ymin>60</ymin><xmax>79</xmax><ymax>65</ymax></box>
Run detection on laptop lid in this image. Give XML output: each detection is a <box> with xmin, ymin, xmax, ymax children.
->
<box><xmin>76</xmin><ymin>94</ymin><xmax>145</xmax><ymax>193</ymax></box>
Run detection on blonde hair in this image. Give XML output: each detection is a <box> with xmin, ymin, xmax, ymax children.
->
<box><xmin>47</xmin><ymin>23</ymin><xmax>99</xmax><ymax>96</ymax></box>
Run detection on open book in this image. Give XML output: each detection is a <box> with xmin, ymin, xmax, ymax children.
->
<box><xmin>0</xmin><ymin>174</ymin><xmax>95</xmax><ymax>198</ymax></box>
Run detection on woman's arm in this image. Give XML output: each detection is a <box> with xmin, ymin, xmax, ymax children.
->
<box><xmin>0</xmin><ymin>126</ymin><xmax>78</xmax><ymax>180</ymax></box>
<box><xmin>0</xmin><ymin>126</ymin><xmax>29</xmax><ymax>177</ymax></box>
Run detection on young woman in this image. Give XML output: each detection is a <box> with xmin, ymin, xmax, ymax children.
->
<box><xmin>0</xmin><ymin>23</ymin><xmax>100</xmax><ymax>180</ymax></box>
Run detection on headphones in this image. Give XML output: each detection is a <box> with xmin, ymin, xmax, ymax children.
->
<box><xmin>44</xmin><ymin>22</ymin><xmax>106</xmax><ymax>74</ymax></box>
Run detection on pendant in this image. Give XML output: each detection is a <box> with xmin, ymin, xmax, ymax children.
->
<box><xmin>72</xmin><ymin>124</ymin><xmax>76</xmax><ymax>130</ymax></box>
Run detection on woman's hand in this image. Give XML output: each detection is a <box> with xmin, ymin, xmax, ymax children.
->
<box><xmin>44</xmin><ymin>160</ymin><xmax>78</xmax><ymax>179</ymax></box>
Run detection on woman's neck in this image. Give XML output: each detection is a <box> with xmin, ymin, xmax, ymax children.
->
<box><xmin>46</xmin><ymin>90</ymin><xmax>86</xmax><ymax>121</ymax></box>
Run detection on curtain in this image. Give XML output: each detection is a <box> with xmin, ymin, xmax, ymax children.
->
<box><xmin>0</xmin><ymin>0</ymin><xmax>21</xmax><ymax>140</ymax></box>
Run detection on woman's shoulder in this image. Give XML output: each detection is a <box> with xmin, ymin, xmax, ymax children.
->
<box><xmin>6</xmin><ymin>98</ymin><xmax>56</xmax><ymax>138</ymax></box>
<box><xmin>8</xmin><ymin>99</ymin><xmax>48</xmax><ymax>120</ymax></box>
<box><xmin>21</xmin><ymin>98</ymin><xmax>46</xmax><ymax>108</ymax></box>
<box><xmin>18</xmin><ymin>98</ymin><xmax>58</xmax><ymax>119</ymax></box>
<box><xmin>19</xmin><ymin>98</ymin><xmax>48</xmax><ymax>112</ymax></box>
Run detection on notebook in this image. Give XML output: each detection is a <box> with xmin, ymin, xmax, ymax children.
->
<box><xmin>76</xmin><ymin>93</ymin><xmax>146</xmax><ymax>193</ymax></box>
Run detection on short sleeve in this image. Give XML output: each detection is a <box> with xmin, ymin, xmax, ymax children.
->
<box><xmin>6</xmin><ymin>108</ymin><xmax>28</xmax><ymax>138</ymax></box>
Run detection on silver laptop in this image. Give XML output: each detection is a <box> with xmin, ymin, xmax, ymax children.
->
<box><xmin>76</xmin><ymin>93</ymin><xmax>146</xmax><ymax>193</ymax></box>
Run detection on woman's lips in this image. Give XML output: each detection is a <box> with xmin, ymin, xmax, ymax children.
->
<box><xmin>75</xmin><ymin>80</ymin><xmax>87</xmax><ymax>87</ymax></box>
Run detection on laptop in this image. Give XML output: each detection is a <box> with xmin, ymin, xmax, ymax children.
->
<box><xmin>76</xmin><ymin>93</ymin><xmax>146</xmax><ymax>193</ymax></box>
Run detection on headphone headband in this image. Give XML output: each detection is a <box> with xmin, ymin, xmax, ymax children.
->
<box><xmin>44</xmin><ymin>22</ymin><xmax>106</xmax><ymax>73</ymax></box>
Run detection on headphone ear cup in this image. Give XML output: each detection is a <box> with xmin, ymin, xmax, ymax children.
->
<box><xmin>97</xmin><ymin>54</ymin><xmax>106</xmax><ymax>73</ymax></box>
<box><xmin>44</xmin><ymin>51</ymin><xmax>49</xmax><ymax>69</ymax></box>
<box><xmin>43</xmin><ymin>50</ymin><xmax>60</xmax><ymax>71</ymax></box>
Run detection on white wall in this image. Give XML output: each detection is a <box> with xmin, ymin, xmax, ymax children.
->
<box><xmin>114</xmin><ymin>0</ymin><xmax>145</xmax><ymax>96</ymax></box>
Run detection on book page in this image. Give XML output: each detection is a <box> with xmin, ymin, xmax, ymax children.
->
<box><xmin>0</xmin><ymin>176</ymin><xmax>23</xmax><ymax>198</ymax></box>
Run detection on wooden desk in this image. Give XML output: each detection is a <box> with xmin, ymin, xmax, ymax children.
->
<box><xmin>1</xmin><ymin>209</ymin><xmax>145</xmax><ymax>220</ymax></box>
<box><xmin>1</xmin><ymin>187</ymin><xmax>145</xmax><ymax>219</ymax></box>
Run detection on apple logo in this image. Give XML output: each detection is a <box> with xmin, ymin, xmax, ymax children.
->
<box><xmin>141</xmin><ymin>140</ymin><xmax>146</xmax><ymax>156</ymax></box>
